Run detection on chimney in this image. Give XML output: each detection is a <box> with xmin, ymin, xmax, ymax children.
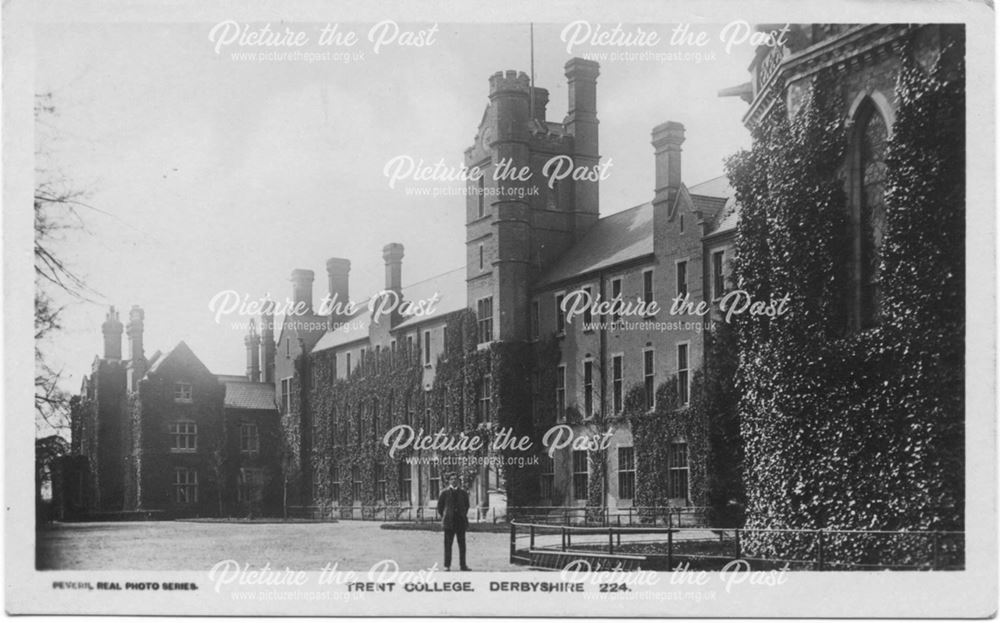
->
<box><xmin>382</xmin><ymin>243</ymin><xmax>404</xmax><ymax>293</ymax></box>
<box><xmin>101</xmin><ymin>306</ymin><xmax>123</xmax><ymax>360</ymax></box>
<box><xmin>259</xmin><ymin>297</ymin><xmax>276</xmax><ymax>384</ymax></box>
<box><xmin>652</xmin><ymin>121</ymin><xmax>685</xmax><ymax>210</ymax></box>
<box><xmin>290</xmin><ymin>269</ymin><xmax>315</xmax><ymax>314</ymax></box>
<box><xmin>126</xmin><ymin>305</ymin><xmax>145</xmax><ymax>391</ymax></box>
<box><xmin>326</xmin><ymin>257</ymin><xmax>351</xmax><ymax>326</ymax></box>
<box><xmin>564</xmin><ymin>58</ymin><xmax>601</xmax><ymax>235</ymax></box>
<box><xmin>245</xmin><ymin>320</ymin><xmax>261</xmax><ymax>382</ymax></box>
<box><xmin>531</xmin><ymin>87</ymin><xmax>549</xmax><ymax>123</ymax></box>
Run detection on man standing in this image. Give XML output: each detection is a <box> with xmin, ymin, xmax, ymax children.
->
<box><xmin>436</xmin><ymin>472</ymin><xmax>471</xmax><ymax>571</ymax></box>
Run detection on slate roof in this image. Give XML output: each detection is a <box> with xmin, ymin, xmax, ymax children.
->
<box><xmin>535</xmin><ymin>202</ymin><xmax>654</xmax><ymax>288</ymax></box>
<box><xmin>534</xmin><ymin>176</ymin><xmax>735</xmax><ymax>289</ymax></box>
<box><xmin>311</xmin><ymin>267</ymin><xmax>468</xmax><ymax>352</ymax></box>
<box><xmin>223</xmin><ymin>381</ymin><xmax>277</xmax><ymax>411</ymax></box>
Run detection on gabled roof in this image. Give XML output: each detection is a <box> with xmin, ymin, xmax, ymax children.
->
<box><xmin>146</xmin><ymin>341</ymin><xmax>213</xmax><ymax>379</ymax></box>
<box><xmin>535</xmin><ymin>202</ymin><xmax>654</xmax><ymax>288</ymax></box>
<box><xmin>223</xmin><ymin>381</ymin><xmax>277</xmax><ymax>411</ymax></box>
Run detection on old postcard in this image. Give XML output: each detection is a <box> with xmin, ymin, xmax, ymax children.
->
<box><xmin>4</xmin><ymin>0</ymin><xmax>995</xmax><ymax>617</ymax></box>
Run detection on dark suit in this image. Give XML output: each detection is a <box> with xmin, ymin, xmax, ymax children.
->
<box><xmin>436</xmin><ymin>486</ymin><xmax>470</xmax><ymax>569</ymax></box>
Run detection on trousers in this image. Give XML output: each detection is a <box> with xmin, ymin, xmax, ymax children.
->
<box><xmin>443</xmin><ymin>528</ymin><xmax>467</xmax><ymax>569</ymax></box>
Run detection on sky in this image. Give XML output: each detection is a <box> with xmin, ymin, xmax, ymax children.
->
<box><xmin>35</xmin><ymin>20</ymin><xmax>753</xmax><ymax>392</ymax></box>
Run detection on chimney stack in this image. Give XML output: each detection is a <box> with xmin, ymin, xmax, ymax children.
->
<box><xmin>564</xmin><ymin>58</ymin><xmax>601</xmax><ymax>236</ymax></box>
<box><xmin>126</xmin><ymin>305</ymin><xmax>145</xmax><ymax>391</ymax></box>
<box><xmin>652</xmin><ymin>121</ymin><xmax>686</xmax><ymax>210</ymax></box>
<box><xmin>326</xmin><ymin>257</ymin><xmax>351</xmax><ymax>326</ymax></box>
<box><xmin>290</xmin><ymin>269</ymin><xmax>315</xmax><ymax>314</ymax></box>
<box><xmin>382</xmin><ymin>243</ymin><xmax>404</xmax><ymax>294</ymax></box>
<box><xmin>245</xmin><ymin>320</ymin><xmax>261</xmax><ymax>382</ymax></box>
<box><xmin>101</xmin><ymin>306</ymin><xmax>123</xmax><ymax>360</ymax></box>
<box><xmin>259</xmin><ymin>297</ymin><xmax>276</xmax><ymax>384</ymax></box>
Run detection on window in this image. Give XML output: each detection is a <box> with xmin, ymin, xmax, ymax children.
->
<box><xmin>677</xmin><ymin>343</ymin><xmax>690</xmax><ymax>406</ymax></box>
<box><xmin>237</xmin><ymin>468</ymin><xmax>264</xmax><ymax>504</ymax></box>
<box><xmin>375</xmin><ymin>464</ymin><xmax>386</xmax><ymax>501</ymax></box>
<box><xmin>173</xmin><ymin>382</ymin><xmax>192</xmax><ymax>403</ymax></box>
<box><xmin>355</xmin><ymin>405</ymin><xmax>363</xmax><ymax>445</ymax></box>
<box><xmin>331</xmin><ymin>463</ymin><xmax>341</xmax><ymax>501</ymax></box>
<box><xmin>582</xmin><ymin>286</ymin><xmax>593</xmax><ymax>326</ymax></box>
<box><xmin>423</xmin><ymin>330</ymin><xmax>432</xmax><ymax>365</ymax></box>
<box><xmin>405</xmin><ymin>393</ymin><xmax>414</xmax><ymax>427</ymax></box>
<box><xmin>476</xmin><ymin>297</ymin><xmax>493</xmax><ymax>344</ymax></box>
<box><xmin>680</xmin><ymin>213</ymin><xmax>685</xmax><ymax>233</ymax></box>
<box><xmin>859</xmin><ymin>104</ymin><xmax>888</xmax><ymax>328</ymax></box>
<box><xmin>712</xmin><ymin>251</ymin><xmax>726</xmax><ymax>300</ymax></box>
<box><xmin>556</xmin><ymin>365</ymin><xmax>566</xmax><ymax>419</ymax></box>
<box><xmin>555</xmin><ymin>293</ymin><xmax>566</xmax><ymax>334</ymax></box>
<box><xmin>642</xmin><ymin>270</ymin><xmax>654</xmax><ymax>307</ymax></box>
<box><xmin>285</xmin><ymin>337</ymin><xmax>290</xmax><ymax>358</ymax></box>
<box><xmin>345</xmin><ymin>353</ymin><xmax>351</xmax><ymax>376</ymax></box>
<box><xmin>611</xmin><ymin>278</ymin><xmax>623</xmax><ymax>324</ymax></box>
<box><xmin>477</xmin><ymin>374</ymin><xmax>492</xmax><ymax>423</ymax></box>
<box><xmin>477</xmin><ymin>176</ymin><xmax>486</xmax><ymax>218</ymax></box>
<box><xmin>398</xmin><ymin>464</ymin><xmax>412</xmax><ymax>504</ymax></box>
<box><xmin>429</xmin><ymin>461</ymin><xmax>441</xmax><ymax>499</ymax></box>
<box><xmin>479</xmin><ymin>244</ymin><xmax>484</xmax><ymax>270</ymax></box>
<box><xmin>572</xmin><ymin>450</ymin><xmax>588</xmax><ymax>500</ymax></box>
<box><xmin>539</xmin><ymin>454</ymin><xmax>554</xmax><ymax>500</ymax></box>
<box><xmin>668</xmin><ymin>442</ymin><xmax>690</xmax><ymax>503</ymax></box>
<box><xmin>612</xmin><ymin>355</ymin><xmax>623</xmax><ymax>414</ymax></box>
<box><xmin>644</xmin><ymin>349</ymin><xmax>655</xmax><ymax>410</ymax></box>
<box><xmin>583</xmin><ymin>359</ymin><xmax>594</xmax><ymax>418</ymax></box>
<box><xmin>351</xmin><ymin>465</ymin><xmax>361</xmax><ymax>502</ymax></box>
<box><xmin>169</xmin><ymin>421</ymin><xmax>197</xmax><ymax>453</ymax></box>
<box><xmin>372</xmin><ymin>398</ymin><xmax>381</xmax><ymax>439</ymax></box>
<box><xmin>280</xmin><ymin>377</ymin><xmax>291</xmax><ymax>413</ymax></box>
<box><xmin>174</xmin><ymin>467</ymin><xmax>198</xmax><ymax>504</ymax></box>
<box><xmin>240</xmin><ymin>422</ymin><xmax>259</xmax><ymax>455</ymax></box>
<box><xmin>618</xmin><ymin>447</ymin><xmax>636</xmax><ymax>500</ymax></box>
<box><xmin>374</xmin><ymin>345</ymin><xmax>381</xmax><ymax>372</ymax></box>
<box><xmin>530</xmin><ymin>300</ymin><xmax>540</xmax><ymax>339</ymax></box>
<box><xmin>676</xmin><ymin>261</ymin><xmax>688</xmax><ymax>297</ymax></box>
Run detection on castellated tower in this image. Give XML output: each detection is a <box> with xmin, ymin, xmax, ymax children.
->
<box><xmin>464</xmin><ymin>59</ymin><xmax>602</xmax><ymax>344</ymax></box>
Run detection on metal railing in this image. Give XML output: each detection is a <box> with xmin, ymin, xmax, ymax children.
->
<box><xmin>509</xmin><ymin>521</ymin><xmax>965</xmax><ymax>571</ymax></box>
<box><xmin>286</xmin><ymin>504</ymin><xmax>708</xmax><ymax>526</ymax></box>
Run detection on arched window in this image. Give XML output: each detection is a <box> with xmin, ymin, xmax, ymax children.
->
<box><xmin>854</xmin><ymin>100</ymin><xmax>889</xmax><ymax>328</ymax></box>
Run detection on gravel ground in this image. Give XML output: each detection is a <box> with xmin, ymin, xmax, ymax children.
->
<box><xmin>36</xmin><ymin>520</ymin><xmax>520</xmax><ymax>572</ymax></box>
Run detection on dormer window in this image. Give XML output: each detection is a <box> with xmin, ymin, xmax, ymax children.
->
<box><xmin>174</xmin><ymin>382</ymin><xmax>193</xmax><ymax>403</ymax></box>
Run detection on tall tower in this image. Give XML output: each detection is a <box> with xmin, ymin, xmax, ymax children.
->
<box><xmin>464</xmin><ymin>60</ymin><xmax>602</xmax><ymax>344</ymax></box>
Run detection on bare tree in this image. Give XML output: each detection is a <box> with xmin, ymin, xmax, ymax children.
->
<box><xmin>34</xmin><ymin>92</ymin><xmax>100</xmax><ymax>434</ymax></box>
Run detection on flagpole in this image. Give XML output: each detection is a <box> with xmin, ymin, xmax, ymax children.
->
<box><xmin>529</xmin><ymin>22</ymin><xmax>535</xmax><ymax>121</ymax></box>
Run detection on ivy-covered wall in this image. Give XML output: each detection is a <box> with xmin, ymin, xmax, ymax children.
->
<box><xmin>294</xmin><ymin>309</ymin><xmax>546</xmax><ymax>515</ymax></box>
<box><xmin>725</xmin><ymin>34</ymin><xmax>964</xmax><ymax>561</ymax></box>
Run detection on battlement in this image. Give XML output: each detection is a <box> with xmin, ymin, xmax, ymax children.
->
<box><xmin>489</xmin><ymin>70</ymin><xmax>531</xmax><ymax>96</ymax></box>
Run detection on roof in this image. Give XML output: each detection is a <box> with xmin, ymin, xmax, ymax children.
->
<box><xmin>311</xmin><ymin>267</ymin><xmax>468</xmax><ymax>352</ymax></box>
<box><xmin>535</xmin><ymin>202</ymin><xmax>654</xmax><ymax>288</ymax></box>
<box><xmin>223</xmin><ymin>381</ymin><xmax>277</xmax><ymax>411</ymax></box>
<box><xmin>687</xmin><ymin>175</ymin><xmax>732</xmax><ymax>198</ymax></box>
<box><xmin>217</xmin><ymin>374</ymin><xmax>248</xmax><ymax>383</ymax></box>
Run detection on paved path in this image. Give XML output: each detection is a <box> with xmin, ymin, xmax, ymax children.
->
<box><xmin>37</xmin><ymin>521</ymin><xmax>520</xmax><ymax>572</ymax></box>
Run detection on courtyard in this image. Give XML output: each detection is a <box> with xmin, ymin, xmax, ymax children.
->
<box><xmin>36</xmin><ymin>520</ymin><xmax>520</xmax><ymax>572</ymax></box>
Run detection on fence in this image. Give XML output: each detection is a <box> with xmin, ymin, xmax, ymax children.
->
<box><xmin>286</xmin><ymin>504</ymin><xmax>708</xmax><ymax>526</ymax></box>
<box><xmin>509</xmin><ymin>521</ymin><xmax>965</xmax><ymax>571</ymax></box>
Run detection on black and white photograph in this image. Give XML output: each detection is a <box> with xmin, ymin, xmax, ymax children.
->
<box><xmin>4</xmin><ymin>0</ymin><xmax>995</xmax><ymax>617</ymax></box>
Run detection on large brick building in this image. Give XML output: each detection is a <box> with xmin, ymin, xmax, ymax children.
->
<box><xmin>277</xmin><ymin>57</ymin><xmax>739</xmax><ymax>520</ymax></box>
<box><xmin>62</xmin><ymin>307</ymin><xmax>282</xmax><ymax>518</ymax></box>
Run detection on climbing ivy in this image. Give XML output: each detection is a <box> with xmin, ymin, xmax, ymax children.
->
<box><xmin>724</xmin><ymin>32</ymin><xmax>964</xmax><ymax>564</ymax></box>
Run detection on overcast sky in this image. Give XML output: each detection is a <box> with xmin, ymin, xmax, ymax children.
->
<box><xmin>35</xmin><ymin>21</ymin><xmax>752</xmax><ymax>387</ymax></box>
